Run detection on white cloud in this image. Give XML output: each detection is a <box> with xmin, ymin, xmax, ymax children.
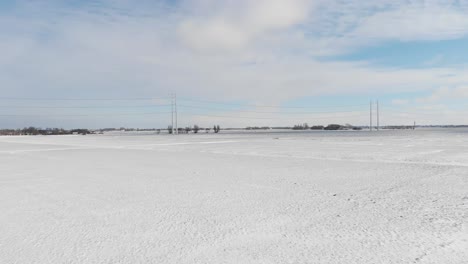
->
<box><xmin>178</xmin><ymin>0</ymin><xmax>311</xmax><ymax>52</ymax></box>
<box><xmin>351</xmin><ymin>5</ymin><xmax>468</xmax><ymax>41</ymax></box>
<box><xmin>416</xmin><ymin>86</ymin><xmax>468</xmax><ymax>103</ymax></box>
<box><xmin>300</xmin><ymin>0</ymin><xmax>468</xmax><ymax>54</ymax></box>
<box><xmin>2</xmin><ymin>0</ymin><xmax>468</xmax><ymax>127</ymax></box>
<box><xmin>391</xmin><ymin>99</ymin><xmax>409</xmax><ymax>105</ymax></box>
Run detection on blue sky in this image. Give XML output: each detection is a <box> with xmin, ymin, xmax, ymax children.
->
<box><xmin>1</xmin><ymin>0</ymin><xmax>468</xmax><ymax>128</ymax></box>
<box><xmin>330</xmin><ymin>38</ymin><xmax>468</xmax><ymax>68</ymax></box>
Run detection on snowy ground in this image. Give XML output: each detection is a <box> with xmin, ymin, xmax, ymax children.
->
<box><xmin>1</xmin><ymin>129</ymin><xmax>467</xmax><ymax>263</ymax></box>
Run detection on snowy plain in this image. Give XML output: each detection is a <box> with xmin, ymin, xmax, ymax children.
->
<box><xmin>0</xmin><ymin>129</ymin><xmax>467</xmax><ymax>263</ymax></box>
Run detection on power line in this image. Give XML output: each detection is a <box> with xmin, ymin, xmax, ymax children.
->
<box><xmin>181</xmin><ymin>112</ymin><xmax>365</xmax><ymax>120</ymax></box>
<box><xmin>0</xmin><ymin>96</ymin><xmax>368</xmax><ymax>111</ymax></box>
<box><xmin>0</xmin><ymin>95</ymin><xmax>379</xmax><ymax>126</ymax></box>
<box><xmin>178</xmin><ymin>104</ymin><xmax>367</xmax><ymax>114</ymax></box>
<box><xmin>385</xmin><ymin>110</ymin><xmax>447</xmax><ymax>117</ymax></box>
<box><xmin>0</xmin><ymin>111</ymin><xmax>172</xmax><ymax>117</ymax></box>
<box><xmin>0</xmin><ymin>104</ymin><xmax>172</xmax><ymax>109</ymax></box>
<box><xmin>178</xmin><ymin>98</ymin><xmax>368</xmax><ymax>109</ymax></box>
<box><xmin>0</xmin><ymin>96</ymin><xmax>169</xmax><ymax>101</ymax></box>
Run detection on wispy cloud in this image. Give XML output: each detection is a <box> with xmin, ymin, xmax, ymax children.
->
<box><xmin>351</xmin><ymin>4</ymin><xmax>468</xmax><ymax>42</ymax></box>
<box><xmin>391</xmin><ymin>99</ymin><xmax>409</xmax><ymax>105</ymax></box>
<box><xmin>416</xmin><ymin>86</ymin><xmax>468</xmax><ymax>103</ymax></box>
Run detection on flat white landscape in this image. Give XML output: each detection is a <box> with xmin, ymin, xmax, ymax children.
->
<box><xmin>1</xmin><ymin>129</ymin><xmax>467</xmax><ymax>263</ymax></box>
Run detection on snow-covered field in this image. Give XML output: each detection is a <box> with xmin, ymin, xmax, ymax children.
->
<box><xmin>1</xmin><ymin>129</ymin><xmax>467</xmax><ymax>263</ymax></box>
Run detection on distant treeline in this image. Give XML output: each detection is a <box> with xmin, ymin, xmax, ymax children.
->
<box><xmin>243</xmin><ymin>124</ymin><xmax>362</xmax><ymax>131</ymax></box>
<box><xmin>0</xmin><ymin>125</ymin><xmax>223</xmax><ymax>136</ymax></box>
<box><xmin>292</xmin><ymin>123</ymin><xmax>362</xmax><ymax>130</ymax></box>
<box><xmin>98</xmin><ymin>128</ymin><xmax>156</xmax><ymax>132</ymax></box>
<box><xmin>0</xmin><ymin>127</ymin><xmax>91</xmax><ymax>136</ymax></box>
<box><xmin>381</xmin><ymin>126</ymin><xmax>415</xmax><ymax>130</ymax></box>
<box><xmin>6</xmin><ymin>124</ymin><xmax>461</xmax><ymax>136</ymax></box>
<box><xmin>166</xmin><ymin>125</ymin><xmax>221</xmax><ymax>134</ymax></box>
<box><xmin>246</xmin><ymin>126</ymin><xmax>271</xmax><ymax>130</ymax></box>
<box><xmin>408</xmin><ymin>125</ymin><xmax>468</xmax><ymax>128</ymax></box>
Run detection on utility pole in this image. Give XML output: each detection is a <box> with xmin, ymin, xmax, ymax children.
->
<box><xmin>175</xmin><ymin>93</ymin><xmax>178</xmax><ymax>135</ymax></box>
<box><xmin>377</xmin><ymin>100</ymin><xmax>380</xmax><ymax>131</ymax></box>
<box><xmin>171</xmin><ymin>93</ymin><xmax>174</xmax><ymax>135</ymax></box>
<box><xmin>370</xmin><ymin>100</ymin><xmax>373</xmax><ymax>131</ymax></box>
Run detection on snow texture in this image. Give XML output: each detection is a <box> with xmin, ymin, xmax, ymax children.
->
<box><xmin>1</xmin><ymin>129</ymin><xmax>467</xmax><ymax>263</ymax></box>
